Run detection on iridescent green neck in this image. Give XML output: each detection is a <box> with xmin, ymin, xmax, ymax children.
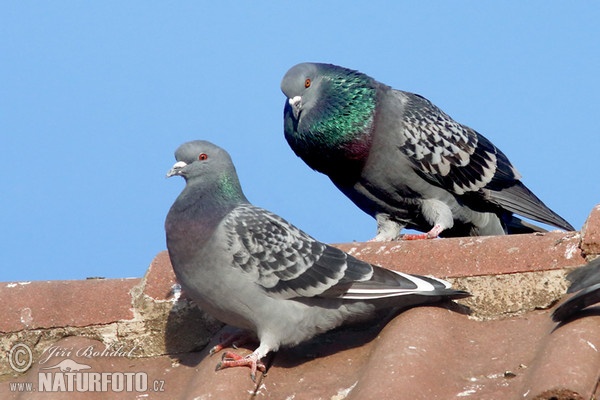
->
<box><xmin>309</xmin><ymin>69</ymin><xmax>377</xmax><ymax>149</ymax></box>
<box><xmin>217</xmin><ymin>173</ymin><xmax>246</xmax><ymax>203</ymax></box>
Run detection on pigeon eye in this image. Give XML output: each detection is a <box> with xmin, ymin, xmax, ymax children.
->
<box><xmin>198</xmin><ymin>153</ymin><xmax>208</xmax><ymax>161</ymax></box>
<box><xmin>304</xmin><ymin>78</ymin><xmax>311</xmax><ymax>88</ymax></box>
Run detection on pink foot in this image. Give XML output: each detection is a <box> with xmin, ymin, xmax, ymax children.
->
<box><xmin>402</xmin><ymin>232</ymin><xmax>432</xmax><ymax>240</ymax></box>
<box><xmin>402</xmin><ymin>224</ymin><xmax>443</xmax><ymax>240</ymax></box>
<box><xmin>215</xmin><ymin>351</ymin><xmax>267</xmax><ymax>382</ymax></box>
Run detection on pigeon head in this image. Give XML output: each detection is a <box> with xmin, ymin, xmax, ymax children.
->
<box><xmin>280</xmin><ymin>62</ymin><xmax>324</xmax><ymax>120</ymax></box>
<box><xmin>281</xmin><ymin>63</ymin><xmax>377</xmax><ymax>124</ymax></box>
<box><xmin>167</xmin><ymin>140</ymin><xmax>246</xmax><ymax>203</ymax></box>
<box><xmin>281</xmin><ymin>62</ymin><xmax>378</xmax><ymax>174</ymax></box>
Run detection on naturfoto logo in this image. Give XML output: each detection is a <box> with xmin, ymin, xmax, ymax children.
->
<box><xmin>7</xmin><ymin>343</ymin><xmax>165</xmax><ymax>394</ymax></box>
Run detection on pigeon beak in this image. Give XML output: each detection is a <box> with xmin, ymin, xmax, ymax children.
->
<box><xmin>166</xmin><ymin>161</ymin><xmax>188</xmax><ymax>178</ymax></box>
<box><xmin>288</xmin><ymin>96</ymin><xmax>302</xmax><ymax>120</ymax></box>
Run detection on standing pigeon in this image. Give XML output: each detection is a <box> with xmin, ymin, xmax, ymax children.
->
<box><xmin>552</xmin><ymin>258</ymin><xmax>600</xmax><ymax>322</ymax></box>
<box><xmin>281</xmin><ymin>62</ymin><xmax>574</xmax><ymax>240</ymax></box>
<box><xmin>164</xmin><ymin>140</ymin><xmax>469</xmax><ymax>380</ymax></box>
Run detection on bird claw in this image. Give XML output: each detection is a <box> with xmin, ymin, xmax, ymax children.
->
<box><xmin>215</xmin><ymin>351</ymin><xmax>267</xmax><ymax>382</ymax></box>
<box><xmin>209</xmin><ymin>344</ymin><xmax>223</xmax><ymax>356</ymax></box>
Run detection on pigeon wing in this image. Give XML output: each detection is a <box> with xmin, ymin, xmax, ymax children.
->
<box><xmin>398</xmin><ymin>91</ymin><xmax>518</xmax><ymax>196</ymax></box>
<box><xmin>395</xmin><ymin>91</ymin><xmax>574</xmax><ymax>230</ymax></box>
<box><xmin>223</xmin><ymin>204</ymin><xmax>458</xmax><ymax>300</ymax></box>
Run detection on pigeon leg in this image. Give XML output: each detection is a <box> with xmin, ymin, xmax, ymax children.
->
<box><xmin>426</xmin><ymin>224</ymin><xmax>444</xmax><ymax>238</ymax></box>
<box><xmin>369</xmin><ymin>213</ymin><xmax>402</xmax><ymax>241</ymax></box>
<box><xmin>215</xmin><ymin>347</ymin><xmax>269</xmax><ymax>382</ymax></box>
<box><xmin>209</xmin><ymin>331</ymin><xmax>254</xmax><ymax>356</ymax></box>
<box><xmin>402</xmin><ymin>224</ymin><xmax>443</xmax><ymax>240</ymax></box>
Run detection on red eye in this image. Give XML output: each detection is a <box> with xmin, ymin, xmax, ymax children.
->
<box><xmin>198</xmin><ymin>153</ymin><xmax>208</xmax><ymax>161</ymax></box>
<box><xmin>304</xmin><ymin>78</ymin><xmax>311</xmax><ymax>88</ymax></box>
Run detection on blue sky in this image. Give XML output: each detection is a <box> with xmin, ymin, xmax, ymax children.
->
<box><xmin>2</xmin><ymin>2</ymin><xmax>598</xmax><ymax>281</ymax></box>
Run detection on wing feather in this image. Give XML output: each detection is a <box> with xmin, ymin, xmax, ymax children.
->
<box><xmin>223</xmin><ymin>204</ymin><xmax>467</xmax><ymax>301</ymax></box>
<box><xmin>396</xmin><ymin>91</ymin><xmax>573</xmax><ymax>230</ymax></box>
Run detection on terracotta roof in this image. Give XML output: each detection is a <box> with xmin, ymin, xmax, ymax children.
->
<box><xmin>1</xmin><ymin>205</ymin><xmax>599</xmax><ymax>399</ymax></box>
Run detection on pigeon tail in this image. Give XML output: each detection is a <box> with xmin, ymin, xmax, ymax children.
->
<box><xmin>490</xmin><ymin>181</ymin><xmax>574</xmax><ymax>231</ymax></box>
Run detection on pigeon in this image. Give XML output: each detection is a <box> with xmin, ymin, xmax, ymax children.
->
<box><xmin>281</xmin><ymin>62</ymin><xmax>574</xmax><ymax>240</ymax></box>
<box><xmin>164</xmin><ymin>140</ymin><xmax>470</xmax><ymax>380</ymax></box>
<box><xmin>552</xmin><ymin>258</ymin><xmax>600</xmax><ymax>322</ymax></box>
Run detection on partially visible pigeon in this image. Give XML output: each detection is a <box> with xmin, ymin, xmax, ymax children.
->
<box><xmin>281</xmin><ymin>62</ymin><xmax>574</xmax><ymax>240</ymax></box>
<box><xmin>164</xmin><ymin>140</ymin><xmax>469</xmax><ymax>380</ymax></box>
<box><xmin>552</xmin><ymin>258</ymin><xmax>600</xmax><ymax>322</ymax></box>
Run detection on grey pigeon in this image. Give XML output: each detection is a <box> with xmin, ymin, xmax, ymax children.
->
<box><xmin>281</xmin><ymin>62</ymin><xmax>574</xmax><ymax>240</ymax></box>
<box><xmin>164</xmin><ymin>140</ymin><xmax>469</xmax><ymax>380</ymax></box>
<box><xmin>552</xmin><ymin>258</ymin><xmax>600</xmax><ymax>322</ymax></box>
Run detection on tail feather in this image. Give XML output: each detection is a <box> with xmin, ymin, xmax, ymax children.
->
<box><xmin>490</xmin><ymin>182</ymin><xmax>574</xmax><ymax>231</ymax></box>
<box><xmin>341</xmin><ymin>266</ymin><xmax>470</xmax><ymax>300</ymax></box>
<box><xmin>502</xmin><ymin>215</ymin><xmax>547</xmax><ymax>234</ymax></box>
